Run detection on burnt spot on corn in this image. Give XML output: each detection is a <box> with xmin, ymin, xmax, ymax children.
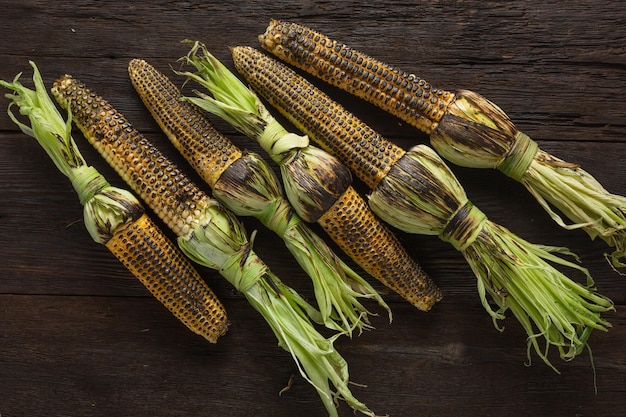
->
<box><xmin>318</xmin><ymin>187</ymin><xmax>442</xmax><ymax>311</ymax></box>
<box><xmin>390</xmin><ymin>153</ymin><xmax>460</xmax><ymax>212</ymax></box>
<box><xmin>283</xmin><ymin>147</ymin><xmax>353</xmax><ymax>223</ymax></box>
<box><xmin>127</xmin><ymin>59</ymin><xmax>242</xmax><ymax>188</ymax></box>
<box><xmin>259</xmin><ymin>20</ymin><xmax>455</xmax><ymax>134</ymax></box>
<box><xmin>51</xmin><ymin>75</ymin><xmax>212</xmax><ymax>237</ymax></box>
<box><xmin>232</xmin><ymin>46</ymin><xmax>406</xmax><ymax>189</ymax></box>
<box><xmin>106</xmin><ymin>213</ymin><xmax>229</xmax><ymax>343</ymax></box>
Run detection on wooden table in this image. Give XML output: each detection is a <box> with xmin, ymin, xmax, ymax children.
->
<box><xmin>1</xmin><ymin>1</ymin><xmax>624</xmax><ymax>416</ymax></box>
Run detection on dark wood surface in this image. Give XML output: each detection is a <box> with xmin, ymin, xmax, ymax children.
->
<box><xmin>1</xmin><ymin>1</ymin><xmax>625</xmax><ymax>416</ymax></box>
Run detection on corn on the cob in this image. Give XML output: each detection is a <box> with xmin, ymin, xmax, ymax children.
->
<box><xmin>0</xmin><ymin>61</ymin><xmax>228</xmax><ymax>343</ymax></box>
<box><xmin>127</xmin><ymin>58</ymin><xmax>390</xmax><ymax>335</ymax></box>
<box><xmin>230</xmin><ymin>46</ymin><xmax>615</xmax><ymax>370</ymax></box>
<box><xmin>178</xmin><ymin>40</ymin><xmax>442</xmax><ymax>312</ymax></box>
<box><xmin>259</xmin><ymin>19</ymin><xmax>454</xmax><ymax>135</ymax></box>
<box><xmin>51</xmin><ymin>72</ymin><xmax>378</xmax><ymax>417</ymax></box>
<box><xmin>260</xmin><ymin>19</ymin><xmax>626</xmax><ymax>266</ymax></box>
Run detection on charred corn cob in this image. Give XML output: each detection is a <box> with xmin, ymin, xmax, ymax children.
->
<box><xmin>260</xmin><ymin>19</ymin><xmax>626</xmax><ymax>266</ymax></box>
<box><xmin>51</xmin><ymin>72</ymin><xmax>378</xmax><ymax>417</ymax></box>
<box><xmin>127</xmin><ymin>58</ymin><xmax>390</xmax><ymax>335</ymax></box>
<box><xmin>230</xmin><ymin>46</ymin><xmax>615</xmax><ymax>371</ymax></box>
<box><xmin>259</xmin><ymin>19</ymin><xmax>454</xmax><ymax>135</ymax></box>
<box><xmin>178</xmin><ymin>40</ymin><xmax>442</xmax><ymax>312</ymax></box>
<box><xmin>0</xmin><ymin>61</ymin><xmax>228</xmax><ymax>343</ymax></box>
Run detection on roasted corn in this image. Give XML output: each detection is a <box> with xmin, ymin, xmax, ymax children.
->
<box><xmin>51</xmin><ymin>72</ymin><xmax>378</xmax><ymax>417</ymax></box>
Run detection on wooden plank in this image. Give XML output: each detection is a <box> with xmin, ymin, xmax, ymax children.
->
<box><xmin>0</xmin><ymin>294</ymin><xmax>624</xmax><ymax>417</ymax></box>
<box><xmin>1</xmin><ymin>1</ymin><xmax>625</xmax><ymax>416</ymax></box>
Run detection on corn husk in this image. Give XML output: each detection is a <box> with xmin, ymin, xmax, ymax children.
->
<box><xmin>430</xmin><ymin>89</ymin><xmax>626</xmax><ymax>267</ymax></box>
<box><xmin>369</xmin><ymin>144</ymin><xmax>614</xmax><ymax>370</ymax></box>
<box><xmin>177</xmin><ymin>200</ymin><xmax>377</xmax><ymax>417</ymax></box>
<box><xmin>176</xmin><ymin>41</ymin><xmax>353</xmax><ymax>224</ymax></box>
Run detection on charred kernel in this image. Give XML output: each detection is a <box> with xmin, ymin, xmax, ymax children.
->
<box><xmin>127</xmin><ymin>60</ymin><xmax>242</xmax><ymax>189</ymax></box>
<box><xmin>105</xmin><ymin>211</ymin><xmax>228</xmax><ymax>343</ymax></box>
<box><xmin>259</xmin><ymin>20</ymin><xmax>455</xmax><ymax>133</ymax></box>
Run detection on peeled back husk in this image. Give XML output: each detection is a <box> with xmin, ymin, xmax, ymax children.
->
<box><xmin>76</xmin><ymin>166</ymin><xmax>145</xmax><ymax>244</ymax></box>
<box><xmin>177</xmin><ymin>199</ymin><xmax>378</xmax><ymax>417</ymax></box>
<box><xmin>279</xmin><ymin>142</ymin><xmax>353</xmax><ymax>223</ymax></box>
<box><xmin>369</xmin><ymin>144</ymin><xmax>614</xmax><ymax>370</ymax></box>
<box><xmin>430</xmin><ymin>89</ymin><xmax>626</xmax><ymax>266</ymax></box>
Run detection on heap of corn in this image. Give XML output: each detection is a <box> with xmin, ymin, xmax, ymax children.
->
<box><xmin>176</xmin><ymin>40</ymin><xmax>442</xmax><ymax>312</ymax></box>
<box><xmin>50</xmin><ymin>72</ymin><xmax>381</xmax><ymax>417</ymax></box>
<box><xmin>127</xmin><ymin>57</ymin><xmax>390</xmax><ymax>335</ymax></box>
<box><xmin>0</xmin><ymin>18</ymin><xmax>622</xmax><ymax>417</ymax></box>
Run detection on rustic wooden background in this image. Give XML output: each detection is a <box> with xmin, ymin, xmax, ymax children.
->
<box><xmin>1</xmin><ymin>1</ymin><xmax>625</xmax><ymax>416</ymax></box>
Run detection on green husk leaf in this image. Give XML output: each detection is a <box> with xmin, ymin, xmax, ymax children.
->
<box><xmin>0</xmin><ymin>62</ymin><xmax>144</xmax><ymax>244</ymax></box>
<box><xmin>369</xmin><ymin>144</ymin><xmax>614</xmax><ymax>370</ymax></box>
<box><xmin>177</xmin><ymin>205</ymin><xmax>379</xmax><ymax>417</ymax></box>
<box><xmin>431</xmin><ymin>89</ymin><xmax>626</xmax><ymax>266</ymax></box>
<box><xmin>1</xmin><ymin>61</ymin><xmax>83</xmax><ymax>177</ymax></box>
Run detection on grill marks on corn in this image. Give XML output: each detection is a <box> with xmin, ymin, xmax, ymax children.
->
<box><xmin>319</xmin><ymin>187</ymin><xmax>441</xmax><ymax>311</ymax></box>
<box><xmin>232</xmin><ymin>46</ymin><xmax>405</xmax><ymax>189</ymax></box>
<box><xmin>52</xmin><ymin>75</ymin><xmax>211</xmax><ymax>237</ymax></box>
<box><xmin>259</xmin><ymin>20</ymin><xmax>455</xmax><ymax>134</ymax></box>
<box><xmin>107</xmin><ymin>213</ymin><xmax>228</xmax><ymax>342</ymax></box>
<box><xmin>128</xmin><ymin>59</ymin><xmax>242</xmax><ymax>188</ymax></box>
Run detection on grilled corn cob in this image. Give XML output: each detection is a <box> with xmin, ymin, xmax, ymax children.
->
<box><xmin>127</xmin><ymin>58</ymin><xmax>390</xmax><ymax>334</ymax></box>
<box><xmin>51</xmin><ymin>73</ymin><xmax>378</xmax><ymax>417</ymax></box>
<box><xmin>0</xmin><ymin>61</ymin><xmax>228</xmax><ymax>343</ymax></box>
<box><xmin>230</xmin><ymin>46</ymin><xmax>615</xmax><ymax>370</ymax></box>
<box><xmin>178</xmin><ymin>40</ymin><xmax>442</xmax><ymax>312</ymax></box>
<box><xmin>260</xmin><ymin>19</ymin><xmax>626</xmax><ymax>266</ymax></box>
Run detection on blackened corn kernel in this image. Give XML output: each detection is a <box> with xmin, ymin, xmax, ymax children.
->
<box><xmin>259</xmin><ymin>20</ymin><xmax>455</xmax><ymax>134</ymax></box>
<box><xmin>107</xmin><ymin>214</ymin><xmax>228</xmax><ymax>342</ymax></box>
<box><xmin>51</xmin><ymin>75</ymin><xmax>211</xmax><ymax>237</ymax></box>
<box><xmin>318</xmin><ymin>187</ymin><xmax>442</xmax><ymax>311</ymax></box>
<box><xmin>232</xmin><ymin>46</ymin><xmax>405</xmax><ymax>189</ymax></box>
<box><xmin>128</xmin><ymin>59</ymin><xmax>243</xmax><ymax>188</ymax></box>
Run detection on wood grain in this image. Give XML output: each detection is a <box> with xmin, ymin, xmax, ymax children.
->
<box><xmin>1</xmin><ymin>1</ymin><xmax>625</xmax><ymax>416</ymax></box>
